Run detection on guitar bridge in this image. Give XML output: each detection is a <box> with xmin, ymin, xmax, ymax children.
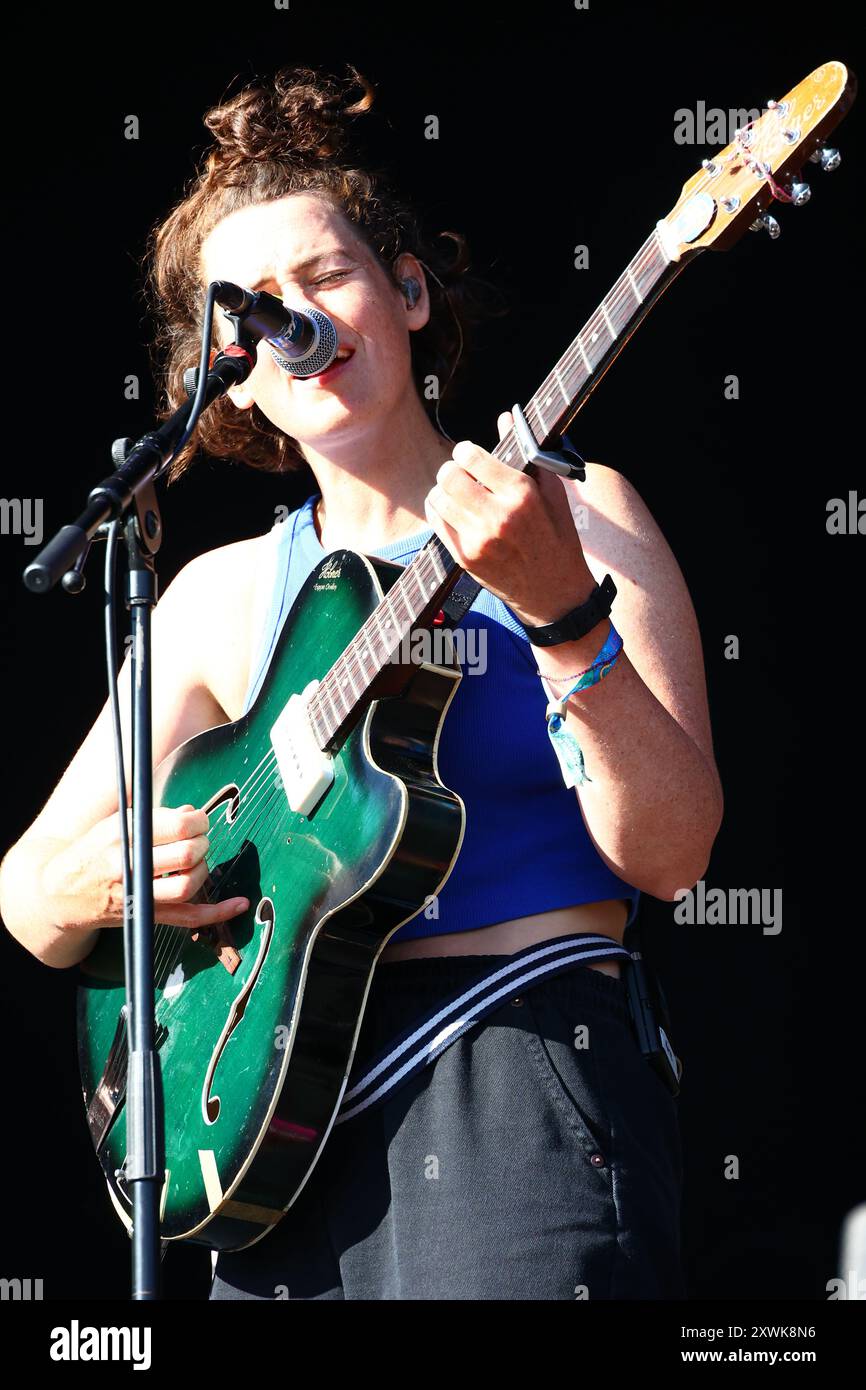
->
<box><xmin>190</xmin><ymin>920</ymin><xmax>241</xmax><ymax>975</ymax></box>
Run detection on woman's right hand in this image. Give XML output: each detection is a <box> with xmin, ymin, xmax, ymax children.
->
<box><xmin>41</xmin><ymin>803</ymin><xmax>250</xmax><ymax>933</ymax></box>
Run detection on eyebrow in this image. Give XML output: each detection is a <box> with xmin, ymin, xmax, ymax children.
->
<box><xmin>250</xmin><ymin>248</ymin><xmax>356</xmax><ymax>292</ymax></box>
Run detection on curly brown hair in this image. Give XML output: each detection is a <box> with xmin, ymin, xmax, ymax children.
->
<box><xmin>146</xmin><ymin>64</ymin><xmax>507</xmax><ymax>484</ymax></box>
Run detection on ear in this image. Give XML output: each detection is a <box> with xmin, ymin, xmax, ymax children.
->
<box><xmin>226</xmin><ymin>377</ymin><xmax>256</xmax><ymax>411</ymax></box>
<box><xmin>393</xmin><ymin>252</ymin><xmax>430</xmax><ymax>330</ymax></box>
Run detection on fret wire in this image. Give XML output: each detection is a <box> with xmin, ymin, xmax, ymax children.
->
<box><xmin>315</xmin><ymin>674</ymin><xmax>342</xmax><ymax>740</ymax></box>
<box><xmin>379</xmin><ymin>593</ymin><xmax>399</xmax><ymax>649</ymax></box>
<box><xmin>520</xmin><ymin>233</ymin><xmax>668</xmax><ymax>445</ymax></box>
<box><xmin>343</xmin><ymin>644</ymin><xmax>361</xmax><ymax>698</ymax></box>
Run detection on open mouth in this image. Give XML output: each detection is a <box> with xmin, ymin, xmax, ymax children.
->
<box><xmin>299</xmin><ymin>347</ymin><xmax>355</xmax><ymax>384</ymax></box>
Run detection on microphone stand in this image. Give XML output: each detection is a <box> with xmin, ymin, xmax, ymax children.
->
<box><xmin>23</xmin><ymin>340</ymin><xmax>254</xmax><ymax>1300</ymax></box>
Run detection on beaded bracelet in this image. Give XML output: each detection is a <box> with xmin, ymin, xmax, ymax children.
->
<box><xmin>540</xmin><ymin>622</ymin><xmax>623</xmax><ymax>787</ymax></box>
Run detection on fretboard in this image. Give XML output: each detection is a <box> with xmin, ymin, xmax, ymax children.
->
<box><xmin>307</xmin><ymin>225</ymin><xmax>686</xmax><ymax>749</ymax></box>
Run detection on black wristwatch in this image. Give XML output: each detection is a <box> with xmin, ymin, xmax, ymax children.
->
<box><xmin>520</xmin><ymin>574</ymin><xmax>617</xmax><ymax>647</ymax></box>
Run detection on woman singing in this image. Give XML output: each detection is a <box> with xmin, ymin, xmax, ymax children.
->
<box><xmin>0</xmin><ymin>65</ymin><xmax>722</xmax><ymax>1299</ymax></box>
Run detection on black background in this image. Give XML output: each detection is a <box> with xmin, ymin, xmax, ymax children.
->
<box><xmin>0</xmin><ymin>0</ymin><xmax>862</xmax><ymax>1304</ymax></box>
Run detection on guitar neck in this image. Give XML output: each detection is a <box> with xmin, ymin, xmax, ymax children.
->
<box><xmin>308</xmin><ymin>225</ymin><xmax>693</xmax><ymax>749</ymax></box>
<box><xmin>498</xmin><ymin>224</ymin><xmax>690</xmax><ymax>453</ymax></box>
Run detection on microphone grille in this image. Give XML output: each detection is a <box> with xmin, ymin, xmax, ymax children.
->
<box><xmin>268</xmin><ymin>309</ymin><xmax>338</xmax><ymax>378</ymax></box>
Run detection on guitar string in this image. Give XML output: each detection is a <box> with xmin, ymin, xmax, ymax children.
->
<box><xmin>131</xmin><ymin>787</ymin><xmax>289</xmax><ymax>1045</ymax></box>
<box><xmin>149</xmin><ymin>787</ymin><xmax>286</xmax><ymax>996</ymax></box>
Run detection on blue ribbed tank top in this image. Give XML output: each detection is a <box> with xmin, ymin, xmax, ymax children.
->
<box><xmin>241</xmin><ymin>494</ymin><xmax>640</xmax><ymax>942</ymax></box>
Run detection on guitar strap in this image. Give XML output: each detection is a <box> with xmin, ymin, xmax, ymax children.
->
<box><xmin>334</xmin><ymin>931</ymin><xmax>631</xmax><ymax>1125</ymax></box>
<box><xmin>437</xmin><ymin>569</ymin><xmax>484</xmax><ymax>629</ymax></box>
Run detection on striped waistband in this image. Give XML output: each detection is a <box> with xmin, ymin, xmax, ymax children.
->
<box><xmin>335</xmin><ymin>932</ymin><xmax>631</xmax><ymax>1124</ymax></box>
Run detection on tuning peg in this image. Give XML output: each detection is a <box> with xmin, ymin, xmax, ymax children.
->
<box><xmin>789</xmin><ymin>181</ymin><xmax>811</xmax><ymax>206</ymax></box>
<box><xmin>809</xmin><ymin>146</ymin><xmax>841</xmax><ymax>171</ymax></box>
<box><xmin>749</xmin><ymin>213</ymin><xmax>781</xmax><ymax>239</ymax></box>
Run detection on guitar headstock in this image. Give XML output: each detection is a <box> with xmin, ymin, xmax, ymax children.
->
<box><xmin>657</xmin><ymin>61</ymin><xmax>857</xmax><ymax>260</ymax></box>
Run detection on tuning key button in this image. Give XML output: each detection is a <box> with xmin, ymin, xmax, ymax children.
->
<box><xmin>810</xmin><ymin>146</ymin><xmax>841</xmax><ymax>171</ymax></box>
<box><xmin>749</xmin><ymin>213</ymin><xmax>781</xmax><ymax>239</ymax></box>
<box><xmin>790</xmin><ymin>181</ymin><xmax>811</xmax><ymax>206</ymax></box>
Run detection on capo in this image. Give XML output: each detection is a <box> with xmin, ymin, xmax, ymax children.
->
<box><xmin>510</xmin><ymin>403</ymin><xmax>586</xmax><ymax>482</ymax></box>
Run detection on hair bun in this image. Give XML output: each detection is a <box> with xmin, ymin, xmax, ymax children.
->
<box><xmin>203</xmin><ymin>64</ymin><xmax>374</xmax><ymax>176</ymax></box>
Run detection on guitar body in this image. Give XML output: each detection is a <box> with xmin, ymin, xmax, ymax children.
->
<box><xmin>77</xmin><ymin>548</ymin><xmax>465</xmax><ymax>1250</ymax></box>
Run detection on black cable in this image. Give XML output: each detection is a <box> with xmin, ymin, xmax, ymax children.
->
<box><xmin>104</xmin><ymin>516</ymin><xmax>133</xmax><ymax>1021</ymax></box>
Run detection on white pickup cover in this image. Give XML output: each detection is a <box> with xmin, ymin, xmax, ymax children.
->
<box><xmin>270</xmin><ymin>679</ymin><xmax>334</xmax><ymax>816</ymax></box>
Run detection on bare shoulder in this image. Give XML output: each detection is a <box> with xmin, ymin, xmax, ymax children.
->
<box><xmin>564</xmin><ymin>463</ymin><xmax>719</xmax><ymax>772</ymax></box>
<box><xmin>159</xmin><ymin>529</ymin><xmax>273</xmax><ymax>722</ymax></box>
<box><xmin>564</xmin><ymin>461</ymin><xmax>691</xmax><ymax>605</ymax></box>
<box><xmin>566</xmin><ymin>461</ymin><xmax>666</xmax><ymax>556</ymax></box>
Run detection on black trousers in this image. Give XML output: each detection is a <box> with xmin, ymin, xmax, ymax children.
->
<box><xmin>210</xmin><ymin>955</ymin><xmax>686</xmax><ymax>1300</ymax></box>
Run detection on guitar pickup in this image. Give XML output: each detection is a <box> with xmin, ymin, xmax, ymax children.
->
<box><xmin>270</xmin><ymin>679</ymin><xmax>334</xmax><ymax>816</ymax></box>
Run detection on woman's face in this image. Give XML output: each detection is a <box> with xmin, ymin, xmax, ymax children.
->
<box><xmin>199</xmin><ymin>192</ymin><xmax>425</xmax><ymax>452</ymax></box>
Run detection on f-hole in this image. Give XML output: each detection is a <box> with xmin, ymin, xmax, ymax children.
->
<box><xmin>202</xmin><ymin>897</ymin><xmax>275</xmax><ymax>1125</ymax></box>
<box><xmin>203</xmin><ymin>783</ymin><xmax>241</xmax><ymax>824</ymax></box>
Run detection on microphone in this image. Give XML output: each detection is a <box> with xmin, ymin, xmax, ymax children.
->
<box><xmin>211</xmin><ymin>281</ymin><xmax>338</xmax><ymax>378</ymax></box>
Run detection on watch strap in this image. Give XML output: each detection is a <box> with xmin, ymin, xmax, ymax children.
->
<box><xmin>521</xmin><ymin>573</ymin><xmax>617</xmax><ymax>647</ymax></box>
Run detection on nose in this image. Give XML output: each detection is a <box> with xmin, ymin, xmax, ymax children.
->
<box><xmin>279</xmin><ymin>282</ymin><xmax>317</xmax><ymax>311</ymax></box>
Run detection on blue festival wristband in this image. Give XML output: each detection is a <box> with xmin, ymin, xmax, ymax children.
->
<box><xmin>541</xmin><ymin>622</ymin><xmax>623</xmax><ymax>787</ymax></box>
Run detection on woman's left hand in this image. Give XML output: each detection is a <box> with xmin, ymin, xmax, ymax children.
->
<box><xmin>424</xmin><ymin>411</ymin><xmax>596</xmax><ymax>627</ymax></box>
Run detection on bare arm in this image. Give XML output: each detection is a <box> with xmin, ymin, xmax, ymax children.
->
<box><xmin>528</xmin><ymin>464</ymin><xmax>724</xmax><ymax>900</ymax></box>
<box><xmin>0</xmin><ymin>540</ymin><xmax>261</xmax><ymax>967</ymax></box>
<box><xmin>426</xmin><ymin>419</ymin><xmax>724</xmax><ymax>901</ymax></box>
